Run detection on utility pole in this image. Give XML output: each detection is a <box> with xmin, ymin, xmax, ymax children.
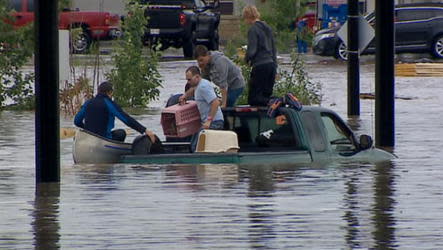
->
<box><xmin>347</xmin><ymin>0</ymin><xmax>360</xmax><ymax>116</ymax></box>
<box><xmin>35</xmin><ymin>0</ymin><xmax>60</xmax><ymax>183</ymax></box>
<box><xmin>375</xmin><ymin>0</ymin><xmax>395</xmax><ymax>147</ymax></box>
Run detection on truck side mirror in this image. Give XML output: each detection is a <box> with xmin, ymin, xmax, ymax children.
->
<box><xmin>359</xmin><ymin>134</ymin><xmax>373</xmax><ymax>150</ymax></box>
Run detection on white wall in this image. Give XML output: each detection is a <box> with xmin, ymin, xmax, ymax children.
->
<box><xmin>72</xmin><ymin>0</ymin><xmax>126</xmax><ymax>15</ymax></box>
<box><xmin>59</xmin><ymin>30</ymin><xmax>70</xmax><ymax>84</ymax></box>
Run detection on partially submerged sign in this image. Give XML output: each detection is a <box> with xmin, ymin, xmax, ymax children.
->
<box><xmin>337</xmin><ymin>16</ymin><xmax>375</xmax><ymax>54</ymax></box>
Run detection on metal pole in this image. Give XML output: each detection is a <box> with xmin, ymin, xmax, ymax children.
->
<box><xmin>347</xmin><ymin>0</ymin><xmax>360</xmax><ymax>116</ymax></box>
<box><xmin>35</xmin><ymin>0</ymin><xmax>60</xmax><ymax>183</ymax></box>
<box><xmin>375</xmin><ymin>0</ymin><xmax>395</xmax><ymax>147</ymax></box>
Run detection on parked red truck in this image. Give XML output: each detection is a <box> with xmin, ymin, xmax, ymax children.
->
<box><xmin>6</xmin><ymin>0</ymin><xmax>121</xmax><ymax>53</ymax></box>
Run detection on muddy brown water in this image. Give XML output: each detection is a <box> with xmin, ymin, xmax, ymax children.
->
<box><xmin>1</xmin><ymin>55</ymin><xmax>442</xmax><ymax>249</ymax></box>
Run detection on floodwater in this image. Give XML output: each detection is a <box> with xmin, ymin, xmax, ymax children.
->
<box><xmin>1</xmin><ymin>54</ymin><xmax>443</xmax><ymax>249</ymax></box>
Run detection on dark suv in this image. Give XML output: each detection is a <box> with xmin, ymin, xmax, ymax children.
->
<box><xmin>313</xmin><ymin>3</ymin><xmax>443</xmax><ymax>60</ymax></box>
<box><xmin>140</xmin><ymin>0</ymin><xmax>220</xmax><ymax>58</ymax></box>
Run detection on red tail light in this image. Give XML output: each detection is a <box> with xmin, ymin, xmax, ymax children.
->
<box><xmin>179</xmin><ymin>13</ymin><xmax>186</xmax><ymax>26</ymax></box>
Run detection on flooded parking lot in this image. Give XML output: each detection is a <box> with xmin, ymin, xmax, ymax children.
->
<box><xmin>1</xmin><ymin>54</ymin><xmax>442</xmax><ymax>249</ymax></box>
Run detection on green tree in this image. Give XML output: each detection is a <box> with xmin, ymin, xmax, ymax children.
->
<box><xmin>59</xmin><ymin>0</ymin><xmax>71</xmax><ymax>11</ymax></box>
<box><xmin>273</xmin><ymin>51</ymin><xmax>322</xmax><ymax>105</ymax></box>
<box><xmin>106</xmin><ymin>1</ymin><xmax>162</xmax><ymax>107</ymax></box>
<box><xmin>259</xmin><ymin>0</ymin><xmax>311</xmax><ymax>52</ymax></box>
<box><xmin>0</xmin><ymin>0</ymin><xmax>35</xmax><ymax>110</ymax></box>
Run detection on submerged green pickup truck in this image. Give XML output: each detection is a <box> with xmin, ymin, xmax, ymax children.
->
<box><xmin>118</xmin><ymin>106</ymin><xmax>395</xmax><ymax>165</ymax></box>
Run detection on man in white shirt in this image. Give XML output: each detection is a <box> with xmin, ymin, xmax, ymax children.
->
<box><xmin>181</xmin><ymin>66</ymin><xmax>224</xmax><ymax>152</ymax></box>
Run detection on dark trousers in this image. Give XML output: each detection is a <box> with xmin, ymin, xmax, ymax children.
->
<box><xmin>248</xmin><ymin>62</ymin><xmax>277</xmax><ymax>106</ymax></box>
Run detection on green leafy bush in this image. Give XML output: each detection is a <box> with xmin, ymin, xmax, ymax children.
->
<box><xmin>106</xmin><ymin>1</ymin><xmax>163</xmax><ymax>107</ymax></box>
<box><xmin>232</xmin><ymin>51</ymin><xmax>321</xmax><ymax>106</ymax></box>
<box><xmin>0</xmin><ymin>0</ymin><xmax>35</xmax><ymax>110</ymax></box>
<box><xmin>230</xmin><ymin>52</ymin><xmax>250</xmax><ymax>105</ymax></box>
<box><xmin>274</xmin><ymin>52</ymin><xmax>322</xmax><ymax>105</ymax></box>
<box><xmin>59</xmin><ymin>76</ymin><xmax>93</xmax><ymax>116</ymax></box>
<box><xmin>259</xmin><ymin>0</ymin><xmax>312</xmax><ymax>53</ymax></box>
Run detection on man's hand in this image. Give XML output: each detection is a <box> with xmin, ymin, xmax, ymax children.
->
<box><xmin>202</xmin><ymin>120</ymin><xmax>211</xmax><ymax>129</ymax></box>
<box><xmin>178</xmin><ymin>94</ymin><xmax>186</xmax><ymax>105</ymax></box>
<box><xmin>145</xmin><ymin>129</ymin><xmax>156</xmax><ymax>143</ymax></box>
<box><xmin>220</xmin><ymin>87</ymin><xmax>228</xmax><ymax>108</ymax></box>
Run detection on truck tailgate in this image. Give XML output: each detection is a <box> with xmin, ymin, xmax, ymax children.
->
<box><xmin>146</xmin><ymin>5</ymin><xmax>183</xmax><ymax>28</ymax></box>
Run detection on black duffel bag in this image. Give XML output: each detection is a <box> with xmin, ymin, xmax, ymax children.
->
<box><xmin>132</xmin><ymin>135</ymin><xmax>164</xmax><ymax>155</ymax></box>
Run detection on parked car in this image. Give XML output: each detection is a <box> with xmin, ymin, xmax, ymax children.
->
<box><xmin>139</xmin><ymin>0</ymin><xmax>220</xmax><ymax>58</ymax></box>
<box><xmin>312</xmin><ymin>3</ymin><xmax>443</xmax><ymax>60</ymax></box>
<box><xmin>6</xmin><ymin>0</ymin><xmax>122</xmax><ymax>53</ymax></box>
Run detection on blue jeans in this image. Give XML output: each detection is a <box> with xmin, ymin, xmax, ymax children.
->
<box><xmin>227</xmin><ymin>87</ymin><xmax>244</xmax><ymax>107</ymax></box>
<box><xmin>190</xmin><ymin>120</ymin><xmax>224</xmax><ymax>152</ymax></box>
<box><xmin>297</xmin><ymin>39</ymin><xmax>307</xmax><ymax>53</ymax></box>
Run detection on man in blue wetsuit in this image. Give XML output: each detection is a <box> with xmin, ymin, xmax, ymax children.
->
<box><xmin>74</xmin><ymin>81</ymin><xmax>157</xmax><ymax>143</ymax></box>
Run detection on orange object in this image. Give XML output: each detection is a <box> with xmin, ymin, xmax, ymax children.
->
<box><xmin>276</xmin><ymin>115</ymin><xmax>287</xmax><ymax>125</ymax></box>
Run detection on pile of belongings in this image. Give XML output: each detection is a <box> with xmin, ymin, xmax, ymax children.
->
<box><xmin>267</xmin><ymin>93</ymin><xmax>302</xmax><ymax>118</ymax></box>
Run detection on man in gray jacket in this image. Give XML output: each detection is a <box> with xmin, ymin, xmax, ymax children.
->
<box><xmin>193</xmin><ymin>45</ymin><xmax>245</xmax><ymax>107</ymax></box>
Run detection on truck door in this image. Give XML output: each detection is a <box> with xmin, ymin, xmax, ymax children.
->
<box><xmin>300</xmin><ymin>111</ymin><xmax>327</xmax><ymax>156</ymax></box>
<box><xmin>9</xmin><ymin>0</ymin><xmax>35</xmax><ymax>28</ymax></box>
<box><xmin>319</xmin><ymin>112</ymin><xmax>358</xmax><ymax>157</ymax></box>
<box><xmin>395</xmin><ymin>8</ymin><xmax>431</xmax><ymax>49</ymax></box>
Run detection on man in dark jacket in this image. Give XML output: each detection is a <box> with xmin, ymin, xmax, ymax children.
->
<box><xmin>74</xmin><ymin>81</ymin><xmax>156</xmax><ymax>142</ymax></box>
<box><xmin>243</xmin><ymin>5</ymin><xmax>277</xmax><ymax>106</ymax></box>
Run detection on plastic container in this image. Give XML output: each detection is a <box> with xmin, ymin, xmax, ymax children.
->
<box><xmin>161</xmin><ymin>101</ymin><xmax>201</xmax><ymax>138</ymax></box>
<box><xmin>196</xmin><ymin>130</ymin><xmax>239</xmax><ymax>153</ymax></box>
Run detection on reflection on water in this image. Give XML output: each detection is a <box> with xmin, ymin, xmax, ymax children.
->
<box><xmin>372</xmin><ymin>162</ymin><xmax>396</xmax><ymax>250</ymax></box>
<box><xmin>33</xmin><ymin>183</ymin><xmax>60</xmax><ymax>250</ymax></box>
<box><xmin>342</xmin><ymin>168</ymin><xmax>362</xmax><ymax>249</ymax></box>
<box><xmin>0</xmin><ymin>154</ymin><xmax>417</xmax><ymax>249</ymax></box>
<box><xmin>246</xmin><ymin>166</ymin><xmax>276</xmax><ymax>249</ymax></box>
<box><xmin>340</xmin><ymin>161</ymin><xmax>397</xmax><ymax>250</ymax></box>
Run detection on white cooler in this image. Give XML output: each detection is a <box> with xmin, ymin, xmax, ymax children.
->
<box><xmin>196</xmin><ymin>130</ymin><xmax>239</xmax><ymax>153</ymax></box>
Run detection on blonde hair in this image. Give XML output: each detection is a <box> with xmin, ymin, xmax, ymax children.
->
<box><xmin>242</xmin><ymin>5</ymin><xmax>260</xmax><ymax>20</ymax></box>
